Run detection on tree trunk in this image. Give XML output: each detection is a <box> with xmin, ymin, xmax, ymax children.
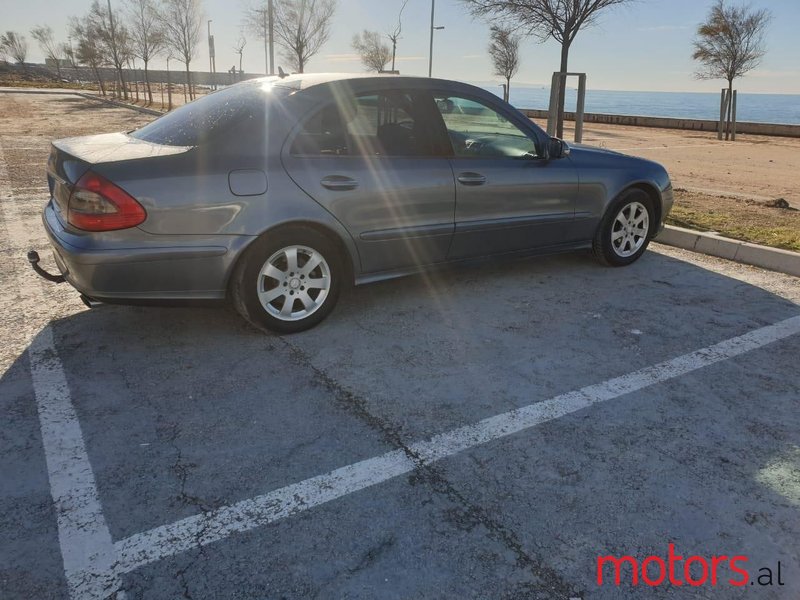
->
<box><xmin>93</xmin><ymin>65</ymin><xmax>106</xmax><ymax>96</ymax></box>
<box><xmin>118</xmin><ymin>66</ymin><xmax>128</xmax><ymax>100</ymax></box>
<box><xmin>186</xmin><ymin>65</ymin><xmax>193</xmax><ymax>100</ymax></box>
<box><xmin>556</xmin><ymin>42</ymin><xmax>570</xmax><ymax>139</ymax></box>
<box><xmin>725</xmin><ymin>79</ymin><xmax>734</xmax><ymax>141</ymax></box>
<box><xmin>506</xmin><ymin>77</ymin><xmax>511</xmax><ymax>103</ymax></box>
<box><xmin>144</xmin><ymin>63</ymin><xmax>152</xmax><ymax>104</ymax></box>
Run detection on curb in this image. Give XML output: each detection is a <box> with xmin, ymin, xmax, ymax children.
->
<box><xmin>0</xmin><ymin>88</ymin><xmax>163</xmax><ymax>116</ymax></box>
<box><xmin>0</xmin><ymin>88</ymin><xmax>97</xmax><ymax>95</ymax></box>
<box><xmin>657</xmin><ymin>225</ymin><xmax>800</xmax><ymax>277</ymax></box>
<box><xmin>74</xmin><ymin>93</ymin><xmax>163</xmax><ymax>116</ymax></box>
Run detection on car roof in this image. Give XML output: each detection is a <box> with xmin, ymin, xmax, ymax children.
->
<box><xmin>248</xmin><ymin>72</ymin><xmax>481</xmax><ymax>95</ymax></box>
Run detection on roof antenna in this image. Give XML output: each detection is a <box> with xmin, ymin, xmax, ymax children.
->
<box><xmin>277</xmin><ymin>66</ymin><xmax>288</xmax><ymax>79</ymax></box>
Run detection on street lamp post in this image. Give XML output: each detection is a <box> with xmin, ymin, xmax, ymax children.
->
<box><xmin>208</xmin><ymin>19</ymin><xmax>216</xmax><ymax>88</ymax></box>
<box><xmin>428</xmin><ymin>0</ymin><xmax>444</xmax><ymax>78</ymax></box>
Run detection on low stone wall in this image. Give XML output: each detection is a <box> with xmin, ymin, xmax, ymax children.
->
<box><xmin>40</xmin><ymin>64</ymin><xmax>262</xmax><ymax>87</ymax></box>
<box><xmin>519</xmin><ymin>108</ymin><xmax>800</xmax><ymax>138</ymax></box>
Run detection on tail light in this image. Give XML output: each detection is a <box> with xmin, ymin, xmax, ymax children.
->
<box><xmin>67</xmin><ymin>171</ymin><xmax>147</xmax><ymax>231</ymax></box>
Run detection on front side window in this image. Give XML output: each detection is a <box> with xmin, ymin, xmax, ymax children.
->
<box><xmin>290</xmin><ymin>90</ymin><xmax>435</xmax><ymax>157</ymax></box>
<box><xmin>434</xmin><ymin>95</ymin><xmax>539</xmax><ymax>159</ymax></box>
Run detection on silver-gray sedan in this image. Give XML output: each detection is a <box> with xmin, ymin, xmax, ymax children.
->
<box><xmin>35</xmin><ymin>74</ymin><xmax>673</xmax><ymax>333</ymax></box>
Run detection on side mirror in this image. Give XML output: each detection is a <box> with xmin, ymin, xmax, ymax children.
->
<box><xmin>548</xmin><ymin>137</ymin><xmax>570</xmax><ymax>160</ymax></box>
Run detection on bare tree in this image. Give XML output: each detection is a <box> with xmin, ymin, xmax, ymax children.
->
<box><xmin>352</xmin><ymin>30</ymin><xmax>391</xmax><ymax>72</ymax></box>
<box><xmin>70</xmin><ymin>18</ymin><xmax>108</xmax><ymax>94</ymax></box>
<box><xmin>488</xmin><ymin>26</ymin><xmax>520</xmax><ymax>102</ymax></box>
<box><xmin>462</xmin><ymin>0</ymin><xmax>632</xmax><ymax>137</ymax></box>
<box><xmin>31</xmin><ymin>26</ymin><xmax>63</xmax><ymax>78</ymax></box>
<box><xmin>127</xmin><ymin>0</ymin><xmax>165</xmax><ymax>104</ymax></box>
<box><xmin>273</xmin><ymin>0</ymin><xmax>336</xmax><ymax>73</ymax></box>
<box><xmin>1</xmin><ymin>32</ymin><xmax>29</xmax><ymax>65</ymax></box>
<box><xmin>88</xmin><ymin>0</ymin><xmax>132</xmax><ymax>99</ymax></box>
<box><xmin>386</xmin><ymin>0</ymin><xmax>409</xmax><ymax>73</ymax></box>
<box><xmin>234</xmin><ymin>35</ymin><xmax>247</xmax><ymax>73</ymax></box>
<box><xmin>693</xmin><ymin>0</ymin><xmax>771</xmax><ymax>140</ymax></box>
<box><xmin>159</xmin><ymin>0</ymin><xmax>203</xmax><ymax>101</ymax></box>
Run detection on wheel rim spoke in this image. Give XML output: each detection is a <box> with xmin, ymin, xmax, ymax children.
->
<box><xmin>262</xmin><ymin>263</ymin><xmax>285</xmax><ymax>281</ymax></box>
<box><xmin>284</xmin><ymin>247</ymin><xmax>299</xmax><ymax>273</ymax></box>
<box><xmin>297</xmin><ymin>291</ymin><xmax>315</xmax><ymax>310</ymax></box>
<box><xmin>280</xmin><ymin>294</ymin><xmax>295</xmax><ymax>317</ymax></box>
<box><xmin>258</xmin><ymin>286</ymin><xmax>285</xmax><ymax>304</ymax></box>
<box><xmin>305</xmin><ymin>277</ymin><xmax>329</xmax><ymax>290</ymax></box>
<box><xmin>301</xmin><ymin>252</ymin><xmax>323</xmax><ymax>275</ymax></box>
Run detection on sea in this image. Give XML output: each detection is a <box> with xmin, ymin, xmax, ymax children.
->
<box><xmin>476</xmin><ymin>85</ymin><xmax>800</xmax><ymax>125</ymax></box>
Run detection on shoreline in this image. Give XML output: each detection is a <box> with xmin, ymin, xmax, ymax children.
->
<box><xmin>519</xmin><ymin>108</ymin><xmax>800</xmax><ymax>138</ymax></box>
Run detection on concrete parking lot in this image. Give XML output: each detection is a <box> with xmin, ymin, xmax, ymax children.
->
<box><xmin>1</xmin><ymin>92</ymin><xmax>799</xmax><ymax>599</ymax></box>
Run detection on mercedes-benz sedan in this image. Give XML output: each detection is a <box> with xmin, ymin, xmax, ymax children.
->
<box><xmin>36</xmin><ymin>74</ymin><xmax>673</xmax><ymax>333</ymax></box>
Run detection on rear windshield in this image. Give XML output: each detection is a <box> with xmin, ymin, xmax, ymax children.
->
<box><xmin>130</xmin><ymin>81</ymin><xmax>289</xmax><ymax>146</ymax></box>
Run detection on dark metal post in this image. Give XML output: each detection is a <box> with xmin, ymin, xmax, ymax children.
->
<box><xmin>428</xmin><ymin>0</ymin><xmax>435</xmax><ymax>77</ymax></box>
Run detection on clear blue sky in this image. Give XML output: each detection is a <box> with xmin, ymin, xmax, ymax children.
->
<box><xmin>6</xmin><ymin>0</ymin><xmax>800</xmax><ymax>94</ymax></box>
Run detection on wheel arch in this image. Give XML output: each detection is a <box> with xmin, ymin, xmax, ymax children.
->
<box><xmin>613</xmin><ymin>181</ymin><xmax>663</xmax><ymax>237</ymax></box>
<box><xmin>225</xmin><ymin>220</ymin><xmax>358</xmax><ymax>295</ymax></box>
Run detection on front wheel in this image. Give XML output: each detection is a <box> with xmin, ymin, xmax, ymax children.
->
<box><xmin>593</xmin><ymin>190</ymin><xmax>655</xmax><ymax>267</ymax></box>
<box><xmin>231</xmin><ymin>227</ymin><xmax>343</xmax><ymax>334</ymax></box>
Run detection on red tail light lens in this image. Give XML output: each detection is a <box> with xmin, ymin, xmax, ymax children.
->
<box><xmin>67</xmin><ymin>171</ymin><xmax>147</xmax><ymax>231</ymax></box>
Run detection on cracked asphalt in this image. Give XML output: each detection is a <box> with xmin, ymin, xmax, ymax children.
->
<box><xmin>2</xmin><ymin>92</ymin><xmax>800</xmax><ymax>599</ymax></box>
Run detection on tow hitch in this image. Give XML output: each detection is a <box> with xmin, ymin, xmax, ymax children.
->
<box><xmin>27</xmin><ymin>250</ymin><xmax>66</xmax><ymax>284</ymax></box>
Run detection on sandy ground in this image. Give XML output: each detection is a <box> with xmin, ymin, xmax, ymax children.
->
<box><xmin>560</xmin><ymin>121</ymin><xmax>800</xmax><ymax>207</ymax></box>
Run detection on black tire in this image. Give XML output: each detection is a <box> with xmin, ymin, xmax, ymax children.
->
<box><xmin>593</xmin><ymin>189</ymin><xmax>656</xmax><ymax>267</ymax></box>
<box><xmin>231</xmin><ymin>226</ymin><xmax>343</xmax><ymax>334</ymax></box>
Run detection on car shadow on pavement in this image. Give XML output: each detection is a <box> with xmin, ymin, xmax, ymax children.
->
<box><xmin>2</xmin><ymin>249</ymin><xmax>799</xmax><ymax>599</ymax></box>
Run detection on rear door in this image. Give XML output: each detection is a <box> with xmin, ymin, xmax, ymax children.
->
<box><xmin>430</xmin><ymin>93</ymin><xmax>579</xmax><ymax>260</ymax></box>
<box><xmin>281</xmin><ymin>89</ymin><xmax>455</xmax><ymax>274</ymax></box>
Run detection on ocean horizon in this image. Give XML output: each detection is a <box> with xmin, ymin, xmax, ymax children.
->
<box><xmin>475</xmin><ymin>85</ymin><xmax>800</xmax><ymax>125</ymax></box>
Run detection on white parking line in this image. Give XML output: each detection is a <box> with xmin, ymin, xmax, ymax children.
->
<box><xmin>0</xmin><ymin>141</ymin><xmax>120</xmax><ymax>599</ymax></box>
<box><xmin>114</xmin><ymin>314</ymin><xmax>800</xmax><ymax>575</ymax></box>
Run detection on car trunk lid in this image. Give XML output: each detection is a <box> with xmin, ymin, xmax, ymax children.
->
<box><xmin>47</xmin><ymin>132</ymin><xmax>191</xmax><ymax>217</ymax></box>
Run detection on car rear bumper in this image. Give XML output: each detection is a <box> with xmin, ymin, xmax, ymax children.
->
<box><xmin>42</xmin><ymin>201</ymin><xmax>254</xmax><ymax>301</ymax></box>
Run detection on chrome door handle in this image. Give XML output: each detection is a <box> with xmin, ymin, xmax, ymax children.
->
<box><xmin>321</xmin><ymin>175</ymin><xmax>358</xmax><ymax>191</ymax></box>
<box><xmin>457</xmin><ymin>172</ymin><xmax>487</xmax><ymax>186</ymax></box>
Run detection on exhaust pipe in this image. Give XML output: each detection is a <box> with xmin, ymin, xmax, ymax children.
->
<box><xmin>79</xmin><ymin>294</ymin><xmax>101</xmax><ymax>309</ymax></box>
<box><xmin>27</xmin><ymin>250</ymin><xmax>66</xmax><ymax>284</ymax></box>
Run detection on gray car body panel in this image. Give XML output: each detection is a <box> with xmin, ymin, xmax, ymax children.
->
<box><xmin>41</xmin><ymin>73</ymin><xmax>672</xmax><ymax>301</ymax></box>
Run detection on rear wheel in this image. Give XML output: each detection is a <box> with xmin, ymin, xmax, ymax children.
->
<box><xmin>593</xmin><ymin>189</ymin><xmax>655</xmax><ymax>267</ymax></box>
<box><xmin>232</xmin><ymin>227</ymin><xmax>343</xmax><ymax>333</ymax></box>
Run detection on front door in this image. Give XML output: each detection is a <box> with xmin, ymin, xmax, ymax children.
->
<box><xmin>431</xmin><ymin>93</ymin><xmax>579</xmax><ymax>260</ymax></box>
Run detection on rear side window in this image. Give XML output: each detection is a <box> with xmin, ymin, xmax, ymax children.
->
<box><xmin>290</xmin><ymin>91</ymin><xmax>436</xmax><ymax>157</ymax></box>
<box><xmin>131</xmin><ymin>83</ymin><xmax>281</xmax><ymax>146</ymax></box>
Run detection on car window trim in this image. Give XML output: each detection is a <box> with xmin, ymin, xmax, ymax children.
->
<box><xmin>428</xmin><ymin>88</ymin><xmax>548</xmax><ymax>159</ymax></box>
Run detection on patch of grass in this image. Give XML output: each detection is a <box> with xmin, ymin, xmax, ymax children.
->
<box><xmin>666</xmin><ymin>190</ymin><xmax>800</xmax><ymax>253</ymax></box>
